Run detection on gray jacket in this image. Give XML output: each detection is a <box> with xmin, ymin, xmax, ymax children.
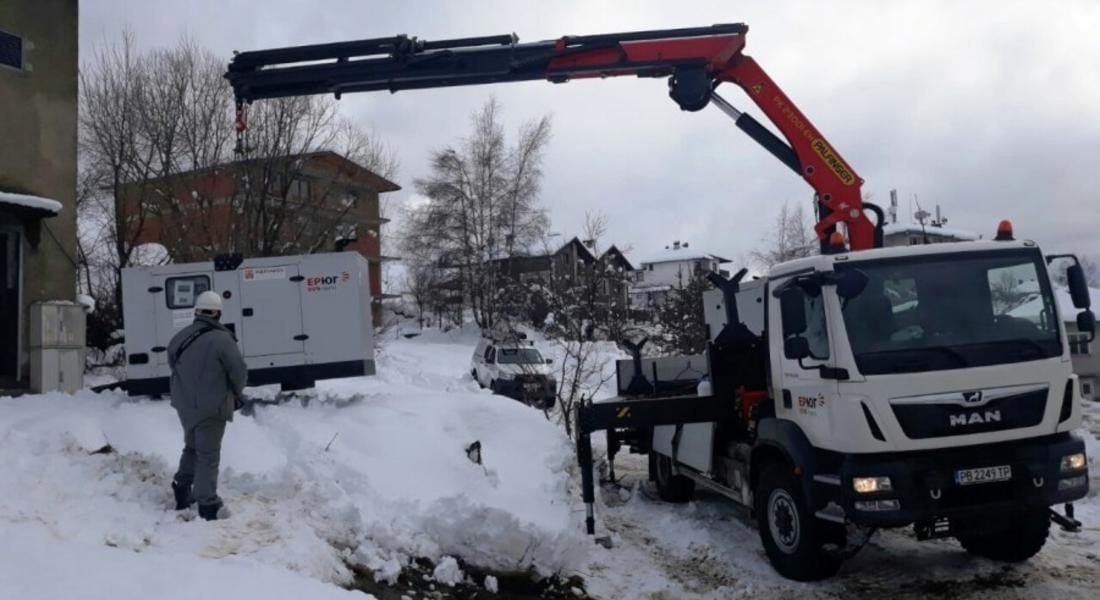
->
<box><xmin>167</xmin><ymin>315</ymin><xmax>248</xmax><ymax>424</ymax></box>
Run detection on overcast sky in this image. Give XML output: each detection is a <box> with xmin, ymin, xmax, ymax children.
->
<box><xmin>81</xmin><ymin>0</ymin><xmax>1100</xmax><ymax>266</ymax></box>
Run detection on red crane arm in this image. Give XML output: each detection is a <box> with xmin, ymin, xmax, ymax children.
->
<box><xmin>226</xmin><ymin>24</ymin><xmax>879</xmax><ymax>249</ymax></box>
<box><xmin>718</xmin><ymin>57</ymin><xmax>874</xmax><ymax>248</ymax></box>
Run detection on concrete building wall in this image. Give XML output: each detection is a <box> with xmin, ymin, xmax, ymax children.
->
<box><xmin>0</xmin><ymin>0</ymin><xmax>79</xmax><ymax>382</ymax></box>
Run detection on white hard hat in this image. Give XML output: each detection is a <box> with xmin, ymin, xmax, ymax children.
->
<box><xmin>195</xmin><ymin>291</ymin><xmax>223</xmax><ymax>313</ymax></box>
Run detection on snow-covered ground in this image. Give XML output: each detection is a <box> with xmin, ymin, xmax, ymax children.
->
<box><xmin>2</xmin><ymin>326</ymin><xmax>1099</xmax><ymax>599</ymax></box>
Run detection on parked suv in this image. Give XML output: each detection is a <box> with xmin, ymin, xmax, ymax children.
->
<box><xmin>471</xmin><ymin>337</ymin><xmax>557</xmax><ymax>408</ymax></box>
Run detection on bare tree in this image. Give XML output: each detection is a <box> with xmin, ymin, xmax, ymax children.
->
<box><xmin>552</xmin><ymin>338</ymin><xmax>615</xmax><ymax>438</ymax></box>
<box><xmin>404</xmin><ymin>259</ymin><xmax>447</xmax><ymax>329</ymax></box>
<box><xmin>402</xmin><ymin>97</ymin><xmax>552</xmax><ymax>329</ymax></box>
<box><xmin>582</xmin><ymin>211</ymin><xmax>608</xmax><ymax>254</ymax></box>
<box><xmin>78</xmin><ymin>31</ymin><xmax>148</xmax><ymax>318</ymax></box>
<box><xmin>750</xmin><ymin>201</ymin><xmax>816</xmax><ymax>269</ymax></box>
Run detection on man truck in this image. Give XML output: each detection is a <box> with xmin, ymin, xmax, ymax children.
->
<box><xmin>584</xmin><ymin>232</ymin><xmax>1093</xmax><ymax>579</ymax></box>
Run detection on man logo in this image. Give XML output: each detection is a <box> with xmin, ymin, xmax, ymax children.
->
<box><xmin>949</xmin><ymin>410</ymin><xmax>1001</xmax><ymax>427</ymax></box>
<box><xmin>962</xmin><ymin>391</ymin><xmax>983</xmax><ymax>404</ymax></box>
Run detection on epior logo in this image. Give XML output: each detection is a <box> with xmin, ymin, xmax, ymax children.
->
<box><xmin>306</xmin><ymin>273</ymin><xmax>345</xmax><ymax>292</ymax></box>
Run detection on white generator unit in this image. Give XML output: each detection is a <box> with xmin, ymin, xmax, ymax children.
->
<box><xmin>121</xmin><ymin>252</ymin><xmax>376</xmax><ymax>396</ymax></box>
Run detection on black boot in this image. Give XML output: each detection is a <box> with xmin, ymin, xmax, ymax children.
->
<box><xmin>198</xmin><ymin>500</ymin><xmax>224</xmax><ymax>521</ymax></box>
<box><xmin>172</xmin><ymin>480</ymin><xmax>193</xmax><ymax>510</ymax></box>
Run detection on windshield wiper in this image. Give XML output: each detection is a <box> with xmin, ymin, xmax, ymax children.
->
<box><xmin>915</xmin><ymin>345</ymin><xmax>969</xmax><ymax>367</ymax></box>
<box><xmin>990</xmin><ymin>338</ymin><xmax>1051</xmax><ymax>359</ymax></box>
<box><xmin>861</xmin><ymin>345</ymin><xmax>969</xmax><ymax>367</ymax></box>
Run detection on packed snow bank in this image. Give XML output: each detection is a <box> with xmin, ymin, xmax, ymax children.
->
<box><xmin>0</xmin><ymin>330</ymin><xmax>588</xmax><ymax>598</ymax></box>
<box><xmin>0</xmin><ymin>522</ymin><xmax>366</xmax><ymax>600</ymax></box>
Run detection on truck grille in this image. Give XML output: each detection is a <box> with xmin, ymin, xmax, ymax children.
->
<box><xmin>891</xmin><ymin>388</ymin><xmax>1047</xmax><ymax>439</ymax></box>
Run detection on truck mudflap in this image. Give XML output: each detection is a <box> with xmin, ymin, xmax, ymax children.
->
<box><xmin>825</xmin><ymin>432</ymin><xmax>1089</xmax><ymax>528</ymax></box>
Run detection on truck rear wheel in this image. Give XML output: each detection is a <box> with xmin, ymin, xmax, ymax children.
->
<box><xmin>653</xmin><ymin>453</ymin><xmax>695</xmax><ymax>503</ymax></box>
<box><xmin>755</xmin><ymin>464</ymin><xmax>843</xmax><ymax>581</ymax></box>
<box><xmin>958</xmin><ymin>506</ymin><xmax>1049</xmax><ymax>562</ymax></box>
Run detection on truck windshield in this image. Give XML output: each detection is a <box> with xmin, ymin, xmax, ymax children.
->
<box><xmin>496</xmin><ymin>348</ymin><xmax>544</xmax><ymax>365</ymax></box>
<box><xmin>838</xmin><ymin>248</ymin><xmax>1061</xmax><ymax>375</ymax></box>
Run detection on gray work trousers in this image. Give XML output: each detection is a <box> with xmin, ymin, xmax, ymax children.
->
<box><xmin>173</xmin><ymin>414</ymin><xmax>227</xmax><ymax>506</ymax></box>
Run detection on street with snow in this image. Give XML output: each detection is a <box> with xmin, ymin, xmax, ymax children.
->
<box><xmin>1</xmin><ymin>325</ymin><xmax>1099</xmax><ymax>599</ymax></box>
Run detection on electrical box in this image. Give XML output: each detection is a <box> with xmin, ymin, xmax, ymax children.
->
<box><xmin>30</xmin><ymin>348</ymin><xmax>84</xmax><ymax>394</ymax></box>
<box><xmin>28</xmin><ymin>301</ymin><xmax>86</xmax><ymax>394</ymax></box>
<box><xmin>29</xmin><ymin>301</ymin><xmax>86</xmax><ymax>349</ymax></box>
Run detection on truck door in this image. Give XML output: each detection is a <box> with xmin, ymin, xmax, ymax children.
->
<box><xmin>154</xmin><ymin>272</ymin><xmax>214</xmax><ymax>367</ymax></box>
<box><xmin>771</xmin><ymin>278</ymin><xmax>839</xmax><ymax>442</ymax></box>
<box><xmin>237</xmin><ymin>264</ymin><xmax>305</xmax><ymax>358</ymax></box>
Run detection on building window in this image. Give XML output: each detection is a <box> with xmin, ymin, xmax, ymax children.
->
<box><xmin>292</xmin><ymin>177</ymin><xmax>311</xmax><ymax>199</ymax></box>
<box><xmin>0</xmin><ymin>30</ymin><xmax>24</xmax><ymax>71</ymax></box>
<box><xmin>1082</xmin><ymin>380</ymin><xmax>1093</xmax><ymax>398</ymax></box>
<box><xmin>165</xmin><ymin>276</ymin><xmax>211</xmax><ymax>309</ymax></box>
<box><xmin>1069</xmin><ymin>333</ymin><xmax>1091</xmax><ymax>355</ymax></box>
<box><xmin>341</xmin><ymin>190</ymin><xmax>359</xmax><ymax>209</ymax></box>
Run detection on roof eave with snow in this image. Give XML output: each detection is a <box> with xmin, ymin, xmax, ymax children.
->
<box><xmin>0</xmin><ymin>191</ymin><xmax>63</xmax><ymax>219</ymax></box>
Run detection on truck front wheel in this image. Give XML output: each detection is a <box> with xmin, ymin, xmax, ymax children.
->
<box><xmin>755</xmin><ymin>464</ymin><xmax>843</xmax><ymax>581</ymax></box>
<box><xmin>958</xmin><ymin>506</ymin><xmax>1049</xmax><ymax>562</ymax></box>
<box><xmin>653</xmin><ymin>453</ymin><xmax>695</xmax><ymax>503</ymax></box>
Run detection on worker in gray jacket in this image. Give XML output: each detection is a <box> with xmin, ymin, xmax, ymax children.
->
<box><xmin>167</xmin><ymin>290</ymin><xmax>248</xmax><ymax>521</ymax></box>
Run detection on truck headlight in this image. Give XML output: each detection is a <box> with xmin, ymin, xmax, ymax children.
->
<box><xmin>852</xmin><ymin>476</ymin><xmax>892</xmax><ymax>494</ymax></box>
<box><xmin>1061</xmin><ymin>452</ymin><xmax>1087</xmax><ymax>473</ymax></box>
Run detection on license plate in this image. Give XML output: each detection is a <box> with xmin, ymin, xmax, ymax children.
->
<box><xmin>524</xmin><ymin>383</ymin><xmax>541</xmax><ymax>392</ymax></box>
<box><xmin>955</xmin><ymin>465</ymin><xmax>1012</xmax><ymax>486</ymax></box>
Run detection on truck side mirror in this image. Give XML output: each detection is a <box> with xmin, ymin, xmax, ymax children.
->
<box><xmin>779</xmin><ymin>286</ymin><xmax>807</xmax><ymax>336</ymax></box>
<box><xmin>1067</xmin><ymin>264</ymin><xmax>1091</xmax><ymax>309</ymax></box>
<box><xmin>1077</xmin><ymin>310</ymin><xmax>1096</xmax><ymax>342</ymax></box>
<box><xmin>784</xmin><ymin>335</ymin><xmax>811</xmax><ymax>360</ymax></box>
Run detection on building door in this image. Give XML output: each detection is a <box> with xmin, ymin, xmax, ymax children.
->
<box><xmin>0</xmin><ymin>226</ymin><xmax>21</xmax><ymax>379</ymax></box>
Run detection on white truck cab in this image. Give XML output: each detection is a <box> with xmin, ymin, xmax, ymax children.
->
<box><xmin>581</xmin><ymin>237</ymin><xmax>1093</xmax><ymax>581</ymax></box>
<box><xmin>471</xmin><ymin>336</ymin><xmax>556</xmax><ymax>408</ymax></box>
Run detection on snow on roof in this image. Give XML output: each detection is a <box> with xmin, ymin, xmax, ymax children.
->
<box><xmin>76</xmin><ymin>294</ymin><xmax>95</xmax><ymax>313</ymax></box>
<box><xmin>630</xmin><ymin>284</ymin><xmax>672</xmax><ymax>293</ymax></box>
<box><xmin>636</xmin><ymin>246</ymin><xmax>731</xmax><ymax>266</ymax></box>
<box><xmin>0</xmin><ymin>191</ymin><xmax>63</xmax><ymax>215</ymax></box>
<box><xmin>882</xmin><ymin>223</ymin><xmax>980</xmax><ymax>241</ymax></box>
<box><xmin>1008</xmin><ymin>285</ymin><xmax>1100</xmax><ymax>322</ymax></box>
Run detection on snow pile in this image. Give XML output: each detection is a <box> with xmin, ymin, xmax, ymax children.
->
<box><xmin>431</xmin><ymin>556</ymin><xmax>464</xmax><ymax>586</ymax></box>
<box><xmin>0</xmin><ymin>330</ymin><xmax>588</xmax><ymax>598</ymax></box>
<box><xmin>882</xmin><ymin>222</ymin><xmax>980</xmax><ymax>241</ymax></box>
